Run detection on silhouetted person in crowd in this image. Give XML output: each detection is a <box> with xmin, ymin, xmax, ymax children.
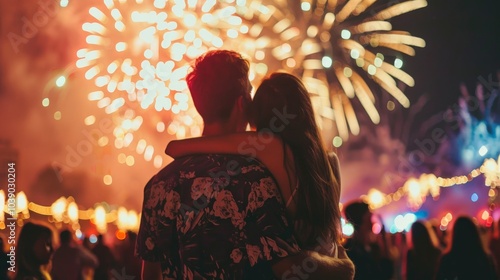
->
<box><xmin>490</xmin><ymin>217</ymin><xmax>500</xmax><ymax>275</ymax></box>
<box><xmin>435</xmin><ymin>215</ymin><xmax>499</xmax><ymax>280</ymax></box>
<box><xmin>80</xmin><ymin>235</ymin><xmax>96</xmax><ymax>280</ymax></box>
<box><xmin>391</xmin><ymin>231</ymin><xmax>407</xmax><ymax>280</ymax></box>
<box><xmin>91</xmin><ymin>235</ymin><xmax>115</xmax><ymax>280</ymax></box>
<box><xmin>82</xmin><ymin>236</ymin><xmax>93</xmax><ymax>251</ymax></box>
<box><xmin>51</xmin><ymin>230</ymin><xmax>98</xmax><ymax>280</ymax></box>
<box><xmin>406</xmin><ymin>220</ymin><xmax>442</xmax><ymax>280</ymax></box>
<box><xmin>343</xmin><ymin>200</ymin><xmax>394</xmax><ymax>280</ymax></box>
<box><xmin>0</xmin><ymin>236</ymin><xmax>8</xmax><ymax>280</ymax></box>
<box><xmin>119</xmin><ymin>232</ymin><xmax>141</xmax><ymax>279</ymax></box>
<box><xmin>15</xmin><ymin>222</ymin><xmax>54</xmax><ymax>280</ymax></box>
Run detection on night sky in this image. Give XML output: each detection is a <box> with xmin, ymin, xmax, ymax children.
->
<box><xmin>394</xmin><ymin>0</ymin><xmax>500</xmax><ymax>112</ymax></box>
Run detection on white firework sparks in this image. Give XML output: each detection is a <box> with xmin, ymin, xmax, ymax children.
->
<box><xmin>289</xmin><ymin>0</ymin><xmax>428</xmax><ymax>140</ymax></box>
<box><xmin>74</xmin><ymin>0</ymin><xmax>426</xmax><ymax>167</ymax></box>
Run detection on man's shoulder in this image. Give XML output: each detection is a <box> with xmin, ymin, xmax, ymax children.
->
<box><xmin>174</xmin><ymin>153</ymin><xmax>264</xmax><ymax>165</ymax></box>
<box><xmin>144</xmin><ymin>153</ymin><xmax>272</xmax><ymax>191</ymax></box>
<box><xmin>158</xmin><ymin>154</ymin><xmax>268</xmax><ymax>177</ymax></box>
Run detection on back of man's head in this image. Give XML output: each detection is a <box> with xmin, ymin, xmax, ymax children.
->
<box><xmin>59</xmin><ymin>229</ymin><xmax>73</xmax><ymax>245</ymax></box>
<box><xmin>344</xmin><ymin>200</ymin><xmax>370</xmax><ymax>232</ymax></box>
<box><xmin>186</xmin><ymin>50</ymin><xmax>250</xmax><ymax>124</ymax></box>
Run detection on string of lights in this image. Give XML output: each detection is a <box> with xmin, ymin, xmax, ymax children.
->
<box><xmin>2</xmin><ymin>155</ymin><xmax>498</xmax><ymax>234</ymax></box>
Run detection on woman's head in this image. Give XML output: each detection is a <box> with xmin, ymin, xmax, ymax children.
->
<box><xmin>409</xmin><ymin>220</ymin><xmax>440</xmax><ymax>253</ymax></box>
<box><xmin>251</xmin><ymin>72</ymin><xmax>314</xmax><ymax>137</ymax></box>
<box><xmin>17</xmin><ymin>222</ymin><xmax>54</xmax><ymax>276</ymax></box>
<box><xmin>449</xmin><ymin>216</ymin><xmax>486</xmax><ymax>255</ymax></box>
<box><xmin>251</xmin><ymin>72</ymin><xmax>342</xmax><ymax>245</ymax></box>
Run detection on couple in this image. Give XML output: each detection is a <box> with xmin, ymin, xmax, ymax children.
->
<box><xmin>135</xmin><ymin>50</ymin><xmax>354</xmax><ymax>279</ymax></box>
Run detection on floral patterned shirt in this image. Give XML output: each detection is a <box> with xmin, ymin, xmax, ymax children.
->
<box><xmin>136</xmin><ymin>154</ymin><xmax>300</xmax><ymax>280</ymax></box>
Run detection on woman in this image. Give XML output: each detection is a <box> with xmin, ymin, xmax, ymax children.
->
<box><xmin>167</xmin><ymin>72</ymin><xmax>342</xmax><ymax>254</ymax></box>
<box><xmin>15</xmin><ymin>222</ymin><xmax>54</xmax><ymax>280</ymax></box>
<box><xmin>435</xmin><ymin>216</ymin><xmax>498</xmax><ymax>280</ymax></box>
<box><xmin>406</xmin><ymin>220</ymin><xmax>442</xmax><ymax>280</ymax></box>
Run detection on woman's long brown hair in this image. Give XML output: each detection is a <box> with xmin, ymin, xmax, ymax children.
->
<box><xmin>251</xmin><ymin>72</ymin><xmax>342</xmax><ymax>247</ymax></box>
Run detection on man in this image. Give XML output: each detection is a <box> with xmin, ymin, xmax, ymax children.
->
<box><xmin>51</xmin><ymin>229</ymin><xmax>99</xmax><ymax>280</ymax></box>
<box><xmin>343</xmin><ymin>200</ymin><xmax>394</xmax><ymax>280</ymax></box>
<box><xmin>136</xmin><ymin>50</ymin><xmax>354</xmax><ymax>279</ymax></box>
<box><xmin>92</xmin><ymin>234</ymin><xmax>116</xmax><ymax>280</ymax></box>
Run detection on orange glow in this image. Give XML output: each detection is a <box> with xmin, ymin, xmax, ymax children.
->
<box><xmin>116</xmin><ymin>230</ymin><xmax>127</xmax><ymax>240</ymax></box>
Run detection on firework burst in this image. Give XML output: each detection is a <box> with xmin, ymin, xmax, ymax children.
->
<box><xmin>290</xmin><ymin>0</ymin><xmax>427</xmax><ymax>140</ymax></box>
<box><xmin>74</xmin><ymin>0</ymin><xmax>426</xmax><ymax>167</ymax></box>
<box><xmin>76</xmin><ymin>0</ymin><xmax>276</xmax><ymax>167</ymax></box>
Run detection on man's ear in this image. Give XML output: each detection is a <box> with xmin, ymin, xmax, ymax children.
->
<box><xmin>238</xmin><ymin>94</ymin><xmax>252</xmax><ymax>117</ymax></box>
<box><xmin>228</xmin><ymin>95</ymin><xmax>245</xmax><ymax>123</ymax></box>
<box><xmin>236</xmin><ymin>95</ymin><xmax>247</xmax><ymax>117</ymax></box>
<box><xmin>233</xmin><ymin>95</ymin><xmax>251</xmax><ymax>131</ymax></box>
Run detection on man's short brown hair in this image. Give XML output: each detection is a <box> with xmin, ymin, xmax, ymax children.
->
<box><xmin>186</xmin><ymin>50</ymin><xmax>250</xmax><ymax>124</ymax></box>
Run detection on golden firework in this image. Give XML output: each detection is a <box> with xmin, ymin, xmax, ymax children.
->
<box><xmin>75</xmin><ymin>0</ymin><xmax>426</xmax><ymax>167</ymax></box>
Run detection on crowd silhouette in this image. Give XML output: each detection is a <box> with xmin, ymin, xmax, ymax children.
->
<box><xmin>1</xmin><ymin>224</ymin><xmax>141</xmax><ymax>280</ymax></box>
<box><xmin>435</xmin><ymin>216</ymin><xmax>498</xmax><ymax>280</ymax></box>
<box><xmin>2</xmin><ymin>214</ymin><xmax>498</xmax><ymax>279</ymax></box>
<box><xmin>406</xmin><ymin>220</ymin><xmax>442</xmax><ymax>280</ymax></box>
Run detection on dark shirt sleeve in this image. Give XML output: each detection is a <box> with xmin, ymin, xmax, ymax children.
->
<box><xmin>135</xmin><ymin>176</ymin><xmax>178</xmax><ymax>263</ymax></box>
<box><xmin>243</xmin><ymin>177</ymin><xmax>300</xmax><ymax>268</ymax></box>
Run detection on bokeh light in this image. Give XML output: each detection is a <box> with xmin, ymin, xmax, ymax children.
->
<box><xmin>471</xmin><ymin>193</ymin><xmax>479</xmax><ymax>202</ymax></box>
<box><xmin>55</xmin><ymin>76</ymin><xmax>66</xmax><ymax>87</ymax></box>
